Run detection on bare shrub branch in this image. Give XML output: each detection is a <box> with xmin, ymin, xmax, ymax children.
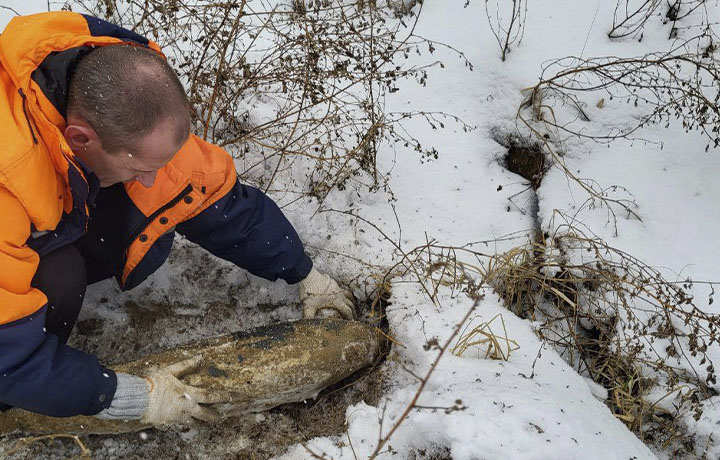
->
<box><xmin>609</xmin><ymin>0</ymin><xmax>663</xmax><ymax>39</ymax></box>
<box><xmin>610</xmin><ymin>0</ymin><xmax>717</xmax><ymax>40</ymax></box>
<box><xmin>64</xmin><ymin>0</ymin><xmax>474</xmax><ymax>200</ymax></box>
<box><xmin>520</xmin><ymin>34</ymin><xmax>720</xmax><ymax>148</ymax></box>
<box><xmin>517</xmin><ymin>28</ymin><xmax>718</xmax><ymax>230</ymax></box>
<box><xmin>484</xmin><ymin>0</ymin><xmax>527</xmax><ymax>61</ymax></box>
<box><xmin>367</xmin><ymin>297</ymin><xmax>480</xmax><ymax>460</ymax></box>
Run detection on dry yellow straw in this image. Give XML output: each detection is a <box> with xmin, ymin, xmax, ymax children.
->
<box><xmin>452</xmin><ymin>313</ymin><xmax>520</xmax><ymax>361</ymax></box>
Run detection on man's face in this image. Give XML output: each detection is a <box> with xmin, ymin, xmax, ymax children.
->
<box><xmin>67</xmin><ymin>119</ymin><xmax>185</xmax><ymax>188</ymax></box>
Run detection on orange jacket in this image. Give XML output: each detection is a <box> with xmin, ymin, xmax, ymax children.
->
<box><xmin>0</xmin><ymin>12</ymin><xmax>311</xmax><ymax>416</ymax></box>
<box><xmin>0</xmin><ymin>11</ymin><xmax>238</xmax><ymax>325</ymax></box>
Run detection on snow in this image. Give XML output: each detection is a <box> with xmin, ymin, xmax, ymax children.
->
<box><xmin>275</xmin><ymin>1</ymin><xmax>719</xmax><ymax>458</ymax></box>
<box><xmin>280</xmin><ymin>285</ymin><xmax>654</xmax><ymax>460</ymax></box>
<box><xmin>2</xmin><ymin>0</ymin><xmax>720</xmax><ymax>459</ymax></box>
<box><xmin>0</xmin><ymin>2</ymin><xmax>45</xmax><ymax>27</ymax></box>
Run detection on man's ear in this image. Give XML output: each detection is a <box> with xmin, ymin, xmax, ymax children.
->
<box><xmin>64</xmin><ymin>119</ymin><xmax>98</xmax><ymax>151</ymax></box>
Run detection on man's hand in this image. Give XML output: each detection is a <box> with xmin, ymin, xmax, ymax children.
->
<box><xmin>299</xmin><ymin>268</ymin><xmax>356</xmax><ymax>320</ymax></box>
<box><xmin>140</xmin><ymin>356</ymin><xmax>231</xmax><ymax>428</ymax></box>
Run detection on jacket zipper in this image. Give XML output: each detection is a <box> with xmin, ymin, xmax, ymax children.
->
<box><xmin>126</xmin><ymin>183</ymin><xmax>193</xmax><ymax>245</ymax></box>
<box><xmin>18</xmin><ymin>89</ymin><xmax>39</xmax><ymax>144</ymax></box>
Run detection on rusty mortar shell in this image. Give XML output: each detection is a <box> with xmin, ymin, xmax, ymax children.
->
<box><xmin>0</xmin><ymin>318</ymin><xmax>384</xmax><ymax>435</ymax></box>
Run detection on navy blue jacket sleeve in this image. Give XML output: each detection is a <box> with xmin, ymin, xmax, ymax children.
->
<box><xmin>176</xmin><ymin>180</ymin><xmax>313</xmax><ymax>284</ymax></box>
<box><xmin>0</xmin><ymin>306</ymin><xmax>117</xmax><ymax>417</ymax></box>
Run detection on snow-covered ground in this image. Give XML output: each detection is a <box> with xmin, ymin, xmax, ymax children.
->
<box><xmin>2</xmin><ymin>1</ymin><xmax>720</xmax><ymax>459</ymax></box>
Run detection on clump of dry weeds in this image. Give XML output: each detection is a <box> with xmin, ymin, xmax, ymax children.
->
<box><xmin>482</xmin><ymin>214</ymin><xmax>719</xmax><ymax>454</ymax></box>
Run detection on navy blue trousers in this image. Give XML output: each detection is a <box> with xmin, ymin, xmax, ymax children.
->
<box><xmin>34</xmin><ymin>244</ymin><xmax>89</xmax><ymax>344</ymax></box>
<box><xmin>0</xmin><ymin>245</ymin><xmax>88</xmax><ymax>411</ymax></box>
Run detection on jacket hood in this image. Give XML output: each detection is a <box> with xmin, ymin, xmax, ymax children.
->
<box><xmin>0</xmin><ymin>11</ymin><xmax>161</xmax><ymax>122</ymax></box>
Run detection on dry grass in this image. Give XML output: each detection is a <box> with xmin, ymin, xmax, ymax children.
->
<box><xmin>452</xmin><ymin>313</ymin><xmax>519</xmax><ymax>361</ymax></box>
<box><xmin>482</xmin><ymin>222</ymin><xmax>717</xmax><ymax>452</ymax></box>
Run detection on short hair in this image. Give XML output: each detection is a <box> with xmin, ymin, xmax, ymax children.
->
<box><xmin>67</xmin><ymin>45</ymin><xmax>191</xmax><ymax>155</ymax></box>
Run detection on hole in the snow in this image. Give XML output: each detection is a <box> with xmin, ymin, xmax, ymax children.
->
<box><xmin>491</xmin><ymin>128</ymin><xmax>547</xmax><ymax>189</ymax></box>
<box><xmin>504</xmin><ymin>141</ymin><xmax>545</xmax><ymax>189</ymax></box>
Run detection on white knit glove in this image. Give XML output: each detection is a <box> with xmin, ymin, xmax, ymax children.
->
<box><xmin>298</xmin><ymin>268</ymin><xmax>356</xmax><ymax>320</ymax></box>
<box><xmin>140</xmin><ymin>356</ymin><xmax>232</xmax><ymax>428</ymax></box>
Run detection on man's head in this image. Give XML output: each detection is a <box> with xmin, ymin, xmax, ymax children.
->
<box><xmin>65</xmin><ymin>45</ymin><xmax>191</xmax><ymax>188</ymax></box>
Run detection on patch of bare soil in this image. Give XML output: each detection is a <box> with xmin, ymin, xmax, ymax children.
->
<box><xmin>491</xmin><ymin>128</ymin><xmax>547</xmax><ymax>190</ymax></box>
<box><xmin>408</xmin><ymin>446</ymin><xmax>453</xmax><ymax>460</ymax></box>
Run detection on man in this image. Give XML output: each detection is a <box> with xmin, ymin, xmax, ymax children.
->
<box><xmin>0</xmin><ymin>12</ymin><xmax>354</xmax><ymax>427</ymax></box>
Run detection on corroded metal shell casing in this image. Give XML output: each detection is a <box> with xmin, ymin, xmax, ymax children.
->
<box><xmin>0</xmin><ymin>318</ymin><xmax>383</xmax><ymax>435</ymax></box>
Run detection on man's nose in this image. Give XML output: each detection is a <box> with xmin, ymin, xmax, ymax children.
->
<box><xmin>137</xmin><ymin>171</ymin><xmax>157</xmax><ymax>188</ymax></box>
